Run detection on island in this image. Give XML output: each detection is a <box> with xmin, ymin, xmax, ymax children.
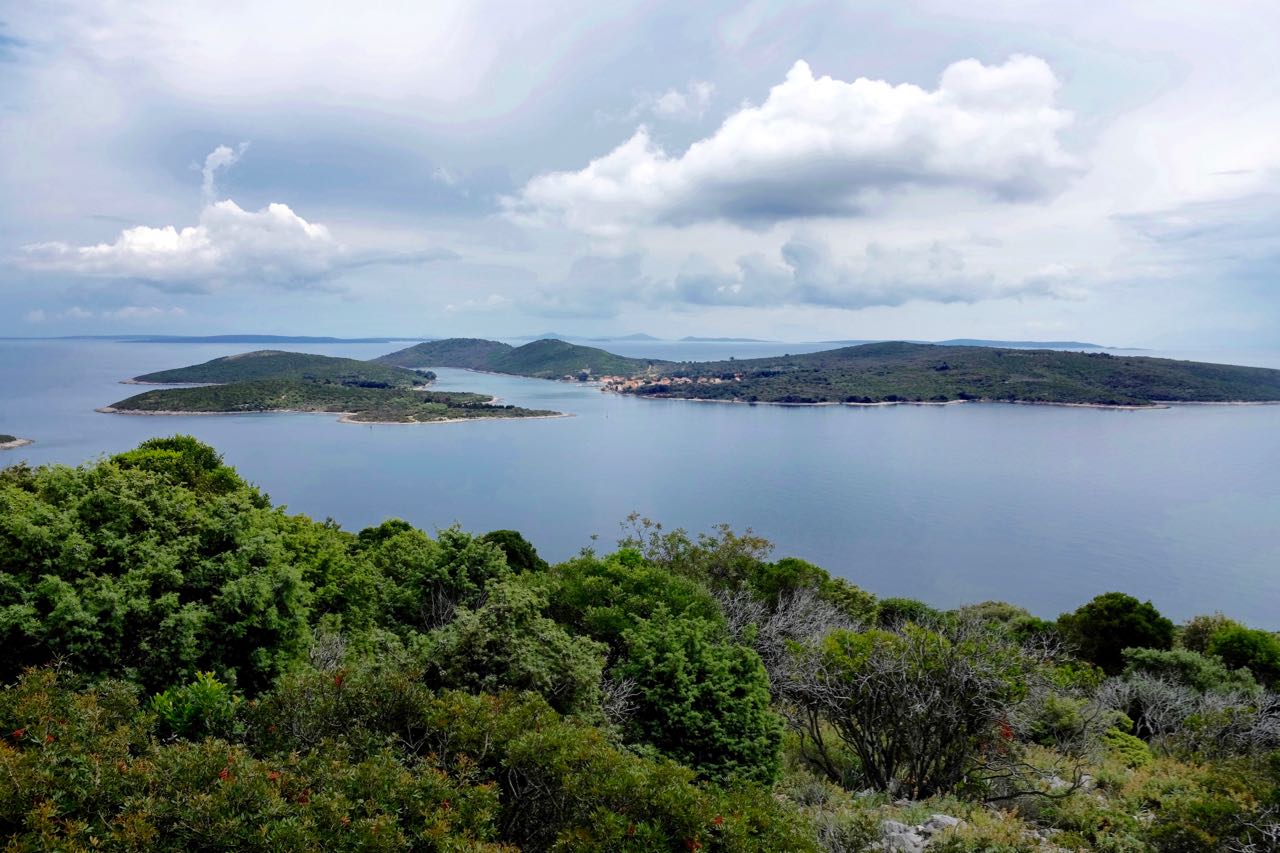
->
<box><xmin>377</xmin><ymin>337</ymin><xmax>669</xmax><ymax>380</ymax></box>
<box><xmin>104</xmin><ymin>350</ymin><xmax>563</xmax><ymax>424</ymax></box>
<box><xmin>604</xmin><ymin>341</ymin><xmax>1280</xmax><ymax>407</ymax></box>
<box><xmin>0</xmin><ymin>434</ymin><xmax>33</xmax><ymax>449</ymax></box>
<box><xmin>379</xmin><ymin>337</ymin><xmax>1280</xmax><ymax>408</ymax></box>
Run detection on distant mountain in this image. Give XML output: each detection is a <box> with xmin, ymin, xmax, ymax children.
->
<box><xmin>132</xmin><ymin>350</ymin><xmax>427</xmax><ymax>388</ymax></box>
<box><xmin>589</xmin><ymin>332</ymin><xmax>663</xmax><ymax>342</ymax></box>
<box><xmin>932</xmin><ymin>339</ymin><xmax>1109</xmax><ymax>350</ymax></box>
<box><xmin>511</xmin><ymin>331</ymin><xmax>574</xmax><ymax>342</ymax></box>
<box><xmin>680</xmin><ymin>336</ymin><xmax>771</xmax><ymax>343</ymax></box>
<box><xmin>378</xmin><ymin>338</ymin><xmax>668</xmax><ymax>379</ymax></box>
<box><xmin>126</xmin><ymin>335</ymin><xmax>425</xmax><ymax>344</ymax></box>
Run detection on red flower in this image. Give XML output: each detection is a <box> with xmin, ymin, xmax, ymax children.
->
<box><xmin>712</xmin><ymin>815</ymin><xmax>724</xmax><ymax>827</ymax></box>
<box><xmin>43</xmin><ymin>734</ymin><xmax>55</xmax><ymax>744</ymax></box>
<box><xmin>441</xmin><ymin>799</ymin><xmax>451</xmax><ymax>812</ymax></box>
<box><xmin>267</xmin><ymin>771</ymin><xmax>281</xmax><ymax>782</ymax></box>
<box><xmin>218</xmin><ymin>767</ymin><xmax>231</xmax><ymax>781</ymax></box>
<box><xmin>9</xmin><ymin>728</ymin><xmax>25</xmax><ymax>739</ymax></box>
<box><xmin>297</xmin><ymin>790</ymin><xmax>311</xmax><ymax>805</ymax></box>
<box><xmin>333</xmin><ymin>673</ymin><xmax>345</xmax><ymax>688</ymax></box>
<box><xmin>627</xmin><ymin>824</ymin><xmax>637</xmax><ymax>838</ymax></box>
<box><xmin>685</xmin><ymin>839</ymin><xmax>703</xmax><ymax>851</ymax></box>
<box><xmin>1000</xmin><ymin>722</ymin><xmax>1014</xmax><ymax>741</ymax></box>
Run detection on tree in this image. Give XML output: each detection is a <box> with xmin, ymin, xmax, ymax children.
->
<box><xmin>426</xmin><ymin>579</ymin><xmax>606</xmax><ymax>716</ymax></box>
<box><xmin>785</xmin><ymin>620</ymin><xmax>1032</xmax><ymax>798</ymax></box>
<box><xmin>1057</xmin><ymin>592</ymin><xmax>1174</xmax><ymax>675</ymax></box>
<box><xmin>1207</xmin><ymin>625</ymin><xmax>1280</xmax><ymax>687</ymax></box>
<box><xmin>480</xmin><ymin>529</ymin><xmax>549</xmax><ymax>573</ymax></box>
<box><xmin>614</xmin><ymin>609</ymin><xmax>783</xmax><ymax>784</ymax></box>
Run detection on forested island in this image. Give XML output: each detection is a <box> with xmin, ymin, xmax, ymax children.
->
<box><xmin>610</xmin><ymin>341</ymin><xmax>1280</xmax><ymax>407</ymax></box>
<box><xmin>380</xmin><ymin>337</ymin><xmax>1280</xmax><ymax>407</ymax></box>
<box><xmin>106</xmin><ymin>350</ymin><xmax>562</xmax><ymax>423</ymax></box>
<box><xmin>0</xmin><ymin>434</ymin><xmax>32</xmax><ymax>449</ymax></box>
<box><xmin>377</xmin><ymin>337</ymin><xmax>669</xmax><ymax>379</ymax></box>
<box><xmin>2</xmin><ymin>437</ymin><xmax>1278</xmax><ymax>850</ymax></box>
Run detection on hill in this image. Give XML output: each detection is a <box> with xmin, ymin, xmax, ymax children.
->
<box><xmin>103</xmin><ymin>379</ymin><xmax>559</xmax><ymax>423</ymax></box>
<box><xmin>379</xmin><ymin>337</ymin><xmax>668</xmax><ymax>379</ymax></box>
<box><xmin>132</xmin><ymin>350</ymin><xmax>429</xmax><ymax>388</ymax></box>
<box><xmin>611</xmin><ymin>341</ymin><xmax>1280</xmax><ymax>406</ymax></box>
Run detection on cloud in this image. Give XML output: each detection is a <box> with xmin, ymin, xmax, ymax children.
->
<box><xmin>22</xmin><ymin>200</ymin><xmax>340</xmax><ymax>291</ymax></box>
<box><xmin>201</xmin><ymin>142</ymin><xmax>249</xmax><ymax>201</ymax></box>
<box><xmin>651</xmin><ymin>81</ymin><xmax>715</xmax><ymax>120</ymax></box>
<box><xmin>509</xmin><ymin>56</ymin><xmax>1077</xmax><ymax>233</ymax></box>
<box><xmin>23</xmin><ymin>305</ymin><xmax>186</xmax><ymax>323</ymax></box>
<box><xmin>20</xmin><ymin>145</ymin><xmax>457</xmax><ymax>291</ymax></box>
<box><xmin>674</xmin><ymin>236</ymin><xmax>1082</xmax><ymax>310</ymax></box>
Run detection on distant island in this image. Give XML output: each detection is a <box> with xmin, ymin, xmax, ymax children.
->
<box><xmin>382</xmin><ymin>337</ymin><xmax>1280</xmax><ymax>408</ymax></box>
<box><xmin>607</xmin><ymin>341</ymin><xmax>1280</xmax><ymax>407</ymax></box>
<box><xmin>105</xmin><ymin>350</ymin><xmax>562</xmax><ymax>424</ymax></box>
<box><xmin>0</xmin><ymin>434</ymin><xmax>33</xmax><ymax>449</ymax></box>
<box><xmin>378</xmin><ymin>337</ymin><xmax>669</xmax><ymax>380</ymax></box>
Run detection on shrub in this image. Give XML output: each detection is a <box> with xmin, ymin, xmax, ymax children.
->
<box><xmin>875</xmin><ymin>597</ymin><xmax>942</xmax><ymax>628</ymax></box>
<box><xmin>1104</xmin><ymin>728</ymin><xmax>1154</xmax><ymax>767</ymax></box>
<box><xmin>426</xmin><ymin>579</ymin><xmax>607</xmax><ymax>716</ymax></box>
<box><xmin>151</xmin><ymin>671</ymin><xmax>242</xmax><ymax>741</ymax></box>
<box><xmin>480</xmin><ymin>528</ymin><xmax>549</xmax><ymax>572</ymax></box>
<box><xmin>1207</xmin><ymin>625</ymin><xmax>1280</xmax><ymax>687</ymax></box>
<box><xmin>1123</xmin><ymin>646</ymin><xmax>1259</xmax><ymax>694</ymax></box>
<box><xmin>615</xmin><ymin>609</ymin><xmax>783</xmax><ymax>784</ymax></box>
<box><xmin>792</xmin><ymin>621</ymin><xmax>1031</xmax><ymax>798</ymax></box>
<box><xmin>1057</xmin><ymin>592</ymin><xmax>1175</xmax><ymax>675</ymax></box>
<box><xmin>1181</xmin><ymin>612</ymin><xmax>1240</xmax><ymax>654</ymax></box>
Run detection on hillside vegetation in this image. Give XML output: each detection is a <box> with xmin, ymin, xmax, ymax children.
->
<box><xmin>133</xmin><ymin>349</ymin><xmax>429</xmax><ymax>388</ymax></box>
<box><xmin>106</xmin><ymin>379</ymin><xmax>557</xmax><ymax>423</ymax></box>
<box><xmin>2</xmin><ymin>437</ymin><xmax>1278</xmax><ymax>851</ymax></box>
<box><xmin>625</xmin><ymin>341</ymin><xmax>1280</xmax><ymax>406</ymax></box>
<box><xmin>379</xmin><ymin>337</ymin><xmax>668</xmax><ymax>379</ymax></box>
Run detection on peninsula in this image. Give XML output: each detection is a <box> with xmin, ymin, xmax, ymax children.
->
<box><xmin>0</xmin><ymin>434</ymin><xmax>33</xmax><ymax>449</ymax></box>
<box><xmin>378</xmin><ymin>337</ymin><xmax>1280</xmax><ymax>407</ymax></box>
<box><xmin>105</xmin><ymin>350</ymin><xmax>562</xmax><ymax>423</ymax></box>
<box><xmin>607</xmin><ymin>341</ymin><xmax>1280</xmax><ymax>407</ymax></box>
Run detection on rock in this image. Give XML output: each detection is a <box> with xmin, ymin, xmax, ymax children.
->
<box><xmin>920</xmin><ymin>814</ymin><xmax>961</xmax><ymax>835</ymax></box>
<box><xmin>878</xmin><ymin>820</ymin><xmax>927</xmax><ymax>853</ymax></box>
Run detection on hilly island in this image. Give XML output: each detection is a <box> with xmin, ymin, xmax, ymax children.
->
<box><xmin>104</xmin><ymin>350</ymin><xmax>561</xmax><ymax>423</ymax></box>
<box><xmin>380</xmin><ymin>338</ymin><xmax>1280</xmax><ymax>408</ymax></box>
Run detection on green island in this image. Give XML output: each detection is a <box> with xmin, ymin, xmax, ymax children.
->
<box><xmin>610</xmin><ymin>341</ymin><xmax>1280</xmax><ymax>406</ymax></box>
<box><xmin>0</xmin><ymin>434</ymin><xmax>32</xmax><ymax>449</ymax></box>
<box><xmin>106</xmin><ymin>350</ymin><xmax>562</xmax><ymax>423</ymax></box>
<box><xmin>131</xmin><ymin>349</ymin><xmax>433</xmax><ymax>388</ymax></box>
<box><xmin>378</xmin><ymin>337</ymin><xmax>669</xmax><ymax>379</ymax></box>
<box><xmin>379</xmin><ymin>337</ymin><xmax>1280</xmax><ymax>407</ymax></box>
<box><xmin>2</xmin><ymin>436</ymin><xmax>1278</xmax><ymax>851</ymax></box>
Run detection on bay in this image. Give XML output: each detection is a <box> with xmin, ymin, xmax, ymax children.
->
<box><xmin>2</xmin><ymin>339</ymin><xmax>1277</xmax><ymax>627</ymax></box>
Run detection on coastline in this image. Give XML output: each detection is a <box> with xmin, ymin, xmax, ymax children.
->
<box><xmin>97</xmin><ymin>405</ymin><xmax>569</xmax><ymax>425</ymax></box>
<box><xmin>605</xmin><ymin>393</ymin><xmax>1244</xmax><ymax>411</ymax></box>
<box><xmin>0</xmin><ymin>438</ymin><xmax>33</xmax><ymax>450</ymax></box>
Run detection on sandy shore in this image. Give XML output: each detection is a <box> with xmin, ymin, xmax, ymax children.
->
<box><xmin>0</xmin><ymin>438</ymin><xmax>33</xmax><ymax>450</ymax></box>
<box><xmin>606</xmin><ymin>392</ymin><xmax>1207</xmax><ymax>411</ymax></box>
<box><xmin>98</xmin><ymin>405</ymin><xmax>569</xmax><ymax>425</ymax></box>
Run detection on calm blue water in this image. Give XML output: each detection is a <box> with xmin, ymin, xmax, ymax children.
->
<box><xmin>2</xmin><ymin>340</ymin><xmax>1277</xmax><ymax>627</ymax></box>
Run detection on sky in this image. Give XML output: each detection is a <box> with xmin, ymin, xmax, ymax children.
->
<box><xmin>1</xmin><ymin>0</ymin><xmax>1277</xmax><ymax>346</ymax></box>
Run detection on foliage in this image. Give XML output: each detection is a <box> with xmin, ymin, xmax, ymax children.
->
<box><xmin>1181</xmin><ymin>612</ymin><xmax>1240</xmax><ymax>654</ymax></box>
<box><xmin>151</xmin><ymin>671</ymin><xmax>242</xmax><ymax>741</ymax></box>
<box><xmin>426</xmin><ymin>579</ymin><xmax>607</xmax><ymax>715</ymax></box>
<box><xmin>378</xmin><ymin>337</ymin><xmax>665</xmax><ymax>379</ymax></box>
<box><xmin>615</xmin><ymin>609</ymin><xmax>783</xmax><ymax>784</ymax></box>
<box><xmin>875</xmin><ymin>597</ymin><xmax>943</xmax><ymax>628</ymax></box>
<box><xmin>791</xmin><ymin>620</ymin><xmax>1032</xmax><ymax>798</ymax></box>
<box><xmin>1123</xmin><ymin>646</ymin><xmax>1259</xmax><ymax>694</ymax></box>
<box><xmin>1103</xmin><ymin>728</ymin><xmax>1153</xmax><ymax>768</ymax></box>
<box><xmin>1057</xmin><ymin>592</ymin><xmax>1175</xmax><ymax>675</ymax></box>
<box><xmin>480</xmin><ymin>529</ymin><xmax>549</xmax><ymax>573</ymax></box>
<box><xmin>0</xmin><ymin>441</ymin><xmax>310</xmax><ymax>692</ymax></box>
<box><xmin>132</xmin><ymin>348</ymin><xmax>428</xmax><ymax>387</ymax></box>
<box><xmin>1207</xmin><ymin>625</ymin><xmax>1280</xmax><ymax>687</ymax></box>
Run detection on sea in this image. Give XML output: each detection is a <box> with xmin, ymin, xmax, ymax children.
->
<box><xmin>2</xmin><ymin>338</ymin><xmax>1277</xmax><ymax>627</ymax></box>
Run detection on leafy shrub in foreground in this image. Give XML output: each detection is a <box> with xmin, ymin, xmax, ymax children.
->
<box><xmin>151</xmin><ymin>670</ymin><xmax>242</xmax><ymax>741</ymax></box>
<box><xmin>1207</xmin><ymin>625</ymin><xmax>1280</xmax><ymax>687</ymax></box>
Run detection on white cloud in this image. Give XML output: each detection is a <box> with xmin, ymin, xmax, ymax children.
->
<box><xmin>22</xmin><ymin>200</ymin><xmax>340</xmax><ymax>290</ymax></box>
<box><xmin>201</xmin><ymin>142</ymin><xmax>249</xmax><ymax>201</ymax></box>
<box><xmin>509</xmin><ymin>56</ymin><xmax>1077</xmax><ymax>233</ymax></box>
<box><xmin>23</xmin><ymin>309</ymin><xmax>47</xmax><ymax>324</ymax></box>
<box><xmin>651</xmin><ymin>81</ymin><xmax>715</xmax><ymax>120</ymax></box>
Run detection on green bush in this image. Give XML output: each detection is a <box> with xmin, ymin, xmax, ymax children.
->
<box><xmin>1207</xmin><ymin>624</ymin><xmax>1280</xmax><ymax>686</ymax></box>
<box><xmin>875</xmin><ymin>597</ymin><xmax>942</xmax><ymax>627</ymax></box>
<box><xmin>1123</xmin><ymin>646</ymin><xmax>1259</xmax><ymax>694</ymax></box>
<box><xmin>480</xmin><ymin>528</ymin><xmax>549</xmax><ymax>572</ymax></box>
<box><xmin>0</xmin><ymin>443</ymin><xmax>311</xmax><ymax>692</ymax></box>
<box><xmin>616</xmin><ymin>610</ymin><xmax>783</xmax><ymax>784</ymax></box>
<box><xmin>151</xmin><ymin>671</ymin><xmax>242</xmax><ymax>741</ymax></box>
<box><xmin>1057</xmin><ymin>592</ymin><xmax>1175</xmax><ymax>675</ymax></box>
<box><xmin>1103</xmin><ymin>728</ymin><xmax>1153</xmax><ymax>768</ymax></box>
<box><xmin>426</xmin><ymin>578</ymin><xmax>607</xmax><ymax>715</ymax></box>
